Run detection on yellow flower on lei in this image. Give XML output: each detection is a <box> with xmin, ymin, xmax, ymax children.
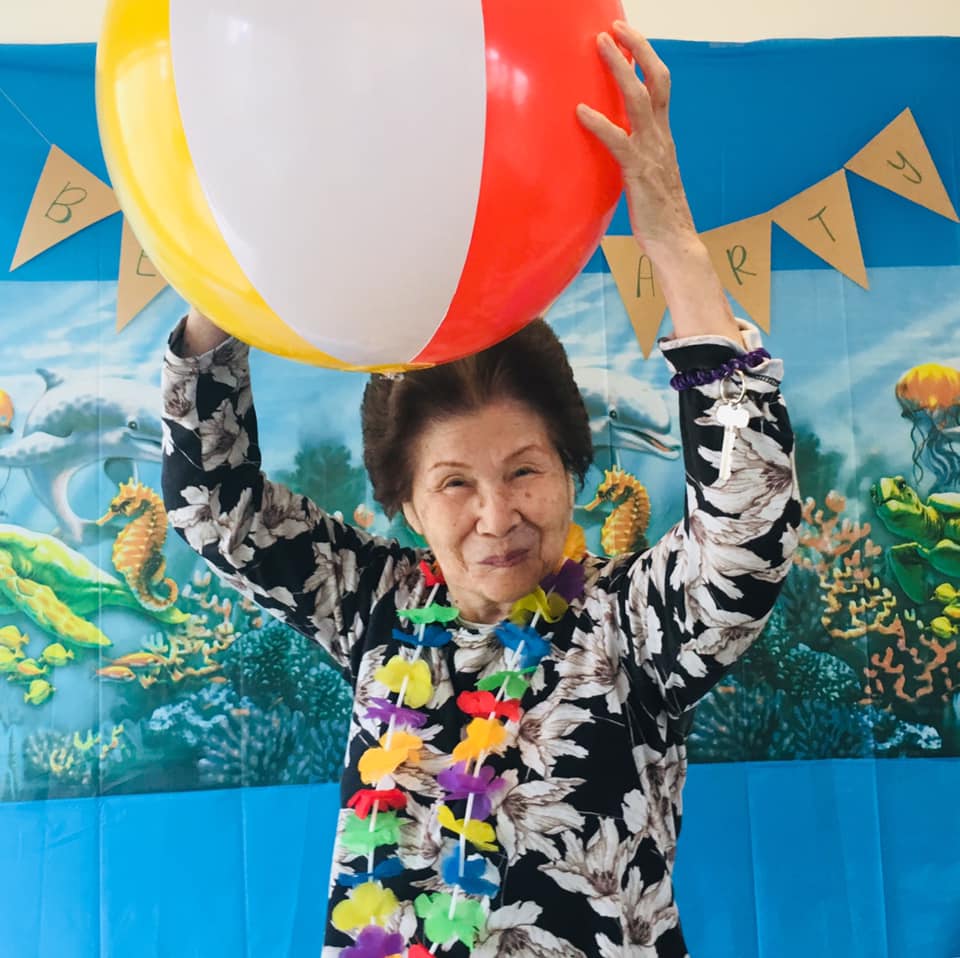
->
<box><xmin>509</xmin><ymin>587</ymin><xmax>568</xmax><ymax>625</ymax></box>
<box><xmin>358</xmin><ymin>730</ymin><xmax>423</xmax><ymax>784</ymax></box>
<box><xmin>374</xmin><ymin>655</ymin><xmax>433</xmax><ymax>708</ymax></box>
<box><xmin>451</xmin><ymin>717</ymin><xmax>508</xmax><ymax>763</ymax></box>
<box><xmin>561</xmin><ymin>522</ymin><xmax>587</xmax><ymax>562</ymax></box>
<box><xmin>437</xmin><ymin>804</ymin><xmax>499</xmax><ymax>852</ymax></box>
<box><xmin>331</xmin><ymin>881</ymin><xmax>399</xmax><ymax>932</ymax></box>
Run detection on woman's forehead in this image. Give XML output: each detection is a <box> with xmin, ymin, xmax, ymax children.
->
<box><xmin>414</xmin><ymin>400</ymin><xmax>556</xmax><ymax>467</ymax></box>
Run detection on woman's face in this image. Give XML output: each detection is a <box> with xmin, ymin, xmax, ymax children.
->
<box><xmin>402</xmin><ymin>398</ymin><xmax>575</xmax><ymax>624</ymax></box>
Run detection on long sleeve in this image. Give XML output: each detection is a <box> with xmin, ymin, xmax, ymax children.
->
<box><xmin>159</xmin><ymin>323</ymin><xmax>421</xmax><ymax>679</ymax></box>
<box><xmin>621</xmin><ymin>321</ymin><xmax>802</xmax><ymax>717</ymax></box>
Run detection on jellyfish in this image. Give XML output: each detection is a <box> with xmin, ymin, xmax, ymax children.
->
<box><xmin>895</xmin><ymin>363</ymin><xmax>960</xmax><ymax>493</ymax></box>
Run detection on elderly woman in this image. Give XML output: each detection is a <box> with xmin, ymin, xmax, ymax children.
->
<box><xmin>161</xmin><ymin>22</ymin><xmax>800</xmax><ymax>958</ymax></box>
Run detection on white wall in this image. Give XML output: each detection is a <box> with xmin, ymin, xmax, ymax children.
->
<box><xmin>0</xmin><ymin>0</ymin><xmax>957</xmax><ymax>44</ymax></box>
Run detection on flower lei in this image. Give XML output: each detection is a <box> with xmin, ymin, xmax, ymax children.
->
<box><xmin>330</xmin><ymin>526</ymin><xmax>588</xmax><ymax>957</ymax></box>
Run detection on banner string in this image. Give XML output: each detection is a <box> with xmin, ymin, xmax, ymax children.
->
<box><xmin>0</xmin><ymin>86</ymin><xmax>52</xmax><ymax>146</ymax></box>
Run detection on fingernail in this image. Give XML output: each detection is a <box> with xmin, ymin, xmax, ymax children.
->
<box><xmin>613</xmin><ymin>20</ymin><xmax>628</xmax><ymax>30</ymax></box>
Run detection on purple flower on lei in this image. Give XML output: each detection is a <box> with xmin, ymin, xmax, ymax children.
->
<box><xmin>437</xmin><ymin>761</ymin><xmax>505</xmax><ymax>821</ymax></box>
<box><xmin>342</xmin><ymin>925</ymin><xmax>405</xmax><ymax>958</ymax></box>
<box><xmin>365</xmin><ymin>696</ymin><xmax>428</xmax><ymax>730</ymax></box>
<box><xmin>541</xmin><ymin>558</ymin><xmax>586</xmax><ymax>603</ymax></box>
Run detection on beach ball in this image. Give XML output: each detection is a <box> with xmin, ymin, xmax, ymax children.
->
<box><xmin>96</xmin><ymin>0</ymin><xmax>627</xmax><ymax>371</ymax></box>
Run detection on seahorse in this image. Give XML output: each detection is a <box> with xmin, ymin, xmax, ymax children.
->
<box><xmin>584</xmin><ymin>466</ymin><xmax>651</xmax><ymax>556</ymax></box>
<box><xmin>97</xmin><ymin>480</ymin><xmax>178</xmax><ymax>610</ymax></box>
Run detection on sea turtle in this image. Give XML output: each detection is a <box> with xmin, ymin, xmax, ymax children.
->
<box><xmin>870</xmin><ymin>475</ymin><xmax>960</xmax><ymax>603</ymax></box>
<box><xmin>0</xmin><ymin>523</ymin><xmax>186</xmax><ymax>649</ymax></box>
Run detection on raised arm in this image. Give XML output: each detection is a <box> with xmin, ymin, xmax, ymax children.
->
<box><xmin>619</xmin><ymin>324</ymin><xmax>800</xmax><ymax>717</ymax></box>
<box><xmin>160</xmin><ymin>309</ymin><xmax>422</xmax><ymax>679</ymax></box>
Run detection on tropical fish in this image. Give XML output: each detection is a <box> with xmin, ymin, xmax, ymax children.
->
<box><xmin>96</xmin><ymin>665</ymin><xmax>137</xmax><ymax>681</ymax></box>
<box><xmin>24</xmin><ymin>678</ymin><xmax>54</xmax><ymax>705</ymax></box>
<box><xmin>0</xmin><ymin>647</ymin><xmax>22</xmax><ymax>672</ymax></box>
<box><xmin>0</xmin><ymin>625</ymin><xmax>29</xmax><ymax>652</ymax></box>
<box><xmin>109</xmin><ymin>651</ymin><xmax>164</xmax><ymax>669</ymax></box>
<box><xmin>0</xmin><ymin>370</ymin><xmax>163</xmax><ymax>545</ymax></box>
<box><xmin>41</xmin><ymin>643</ymin><xmax>74</xmax><ymax>667</ymax></box>
<box><xmin>0</xmin><ymin>388</ymin><xmax>13</xmax><ymax>434</ymax></box>
<box><xmin>353</xmin><ymin>504</ymin><xmax>376</xmax><ymax>529</ymax></box>
<box><xmin>15</xmin><ymin>658</ymin><xmax>48</xmax><ymax>678</ymax></box>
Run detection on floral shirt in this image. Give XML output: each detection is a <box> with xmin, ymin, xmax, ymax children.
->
<box><xmin>160</xmin><ymin>320</ymin><xmax>800</xmax><ymax>958</ymax></box>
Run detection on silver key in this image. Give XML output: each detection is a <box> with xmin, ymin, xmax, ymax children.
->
<box><xmin>717</xmin><ymin>401</ymin><xmax>749</xmax><ymax>483</ymax></box>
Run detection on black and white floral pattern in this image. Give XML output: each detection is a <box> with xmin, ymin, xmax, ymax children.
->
<box><xmin>161</xmin><ymin>320</ymin><xmax>800</xmax><ymax>957</ymax></box>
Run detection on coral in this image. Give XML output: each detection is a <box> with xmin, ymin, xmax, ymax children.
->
<box><xmin>24</xmin><ymin>724</ymin><xmax>127</xmax><ymax>797</ymax></box>
<box><xmin>863</xmin><ymin>624</ymin><xmax>959</xmax><ymax>728</ymax></box>
<box><xmin>770</xmin><ymin>700</ymin><xmax>873</xmax><ymax>760</ymax></box>
<box><xmin>197</xmin><ymin>702</ymin><xmax>305</xmax><ymax>788</ymax></box>
<box><xmin>275</xmin><ymin>440</ymin><xmax>368</xmax><ymax>521</ymax></box>
<box><xmin>688</xmin><ymin>685</ymin><xmax>783</xmax><ymax>762</ymax></box>
<box><xmin>741</xmin><ymin>608</ymin><xmax>862</xmax><ymax>705</ymax></box>
<box><xmin>218</xmin><ymin>617</ymin><xmax>353</xmax><ymax>728</ymax></box>
<box><xmin>146</xmin><ymin>682</ymin><xmax>249</xmax><ymax>750</ymax></box>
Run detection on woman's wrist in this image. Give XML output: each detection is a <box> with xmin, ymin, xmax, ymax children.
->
<box><xmin>644</xmin><ymin>235</ymin><xmax>744</xmax><ymax>346</ymax></box>
<box><xmin>180</xmin><ymin>305</ymin><xmax>231</xmax><ymax>357</ymax></box>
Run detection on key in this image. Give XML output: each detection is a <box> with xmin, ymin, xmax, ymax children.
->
<box><xmin>716</xmin><ymin>401</ymin><xmax>749</xmax><ymax>483</ymax></box>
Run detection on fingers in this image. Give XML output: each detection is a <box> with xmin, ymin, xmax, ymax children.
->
<box><xmin>595</xmin><ymin>32</ymin><xmax>649</xmax><ymax>135</ymax></box>
<box><xmin>575</xmin><ymin>103</ymin><xmax>632</xmax><ymax>166</ymax></box>
<box><xmin>611</xmin><ymin>21</ymin><xmax>671</xmax><ymax>114</ymax></box>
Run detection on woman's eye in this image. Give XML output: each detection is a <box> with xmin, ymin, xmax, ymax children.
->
<box><xmin>513</xmin><ymin>467</ymin><xmax>535</xmax><ymax>479</ymax></box>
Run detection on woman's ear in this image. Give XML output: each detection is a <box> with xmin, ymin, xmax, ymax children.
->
<box><xmin>401</xmin><ymin>501</ymin><xmax>424</xmax><ymax>536</ymax></box>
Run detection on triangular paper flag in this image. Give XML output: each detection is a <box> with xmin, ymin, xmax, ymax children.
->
<box><xmin>601</xmin><ymin>237</ymin><xmax>668</xmax><ymax>358</ymax></box>
<box><xmin>772</xmin><ymin>171</ymin><xmax>869</xmax><ymax>289</ymax></box>
<box><xmin>10</xmin><ymin>145</ymin><xmax>120</xmax><ymax>270</ymax></box>
<box><xmin>845</xmin><ymin>108</ymin><xmax>958</xmax><ymax>223</ymax></box>
<box><xmin>700</xmin><ymin>215</ymin><xmax>773</xmax><ymax>332</ymax></box>
<box><xmin>117</xmin><ymin>218</ymin><xmax>169</xmax><ymax>332</ymax></box>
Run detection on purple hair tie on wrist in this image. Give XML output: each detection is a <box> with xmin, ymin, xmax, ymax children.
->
<box><xmin>669</xmin><ymin>347</ymin><xmax>771</xmax><ymax>391</ymax></box>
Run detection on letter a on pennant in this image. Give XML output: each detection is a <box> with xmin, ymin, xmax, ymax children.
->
<box><xmin>845</xmin><ymin>108</ymin><xmax>959</xmax><ymax>223</ymax></box>
<box><xmin>771</xmin><ymin>171</ymin><xmax>869</xmax><ymax>289</ymax></box>
<box><xmin>10</xmin><ymin>145</ymin><xmax>120</xmax><ymax>270</ymax></box>
<box><xmin>117</xmin><ymin>218</ymin><xmax>169</xmax><ymax>332</ymax></box>
<box><xmin>601</xmin><ymin>236</ymin><xmax>668</xmax><ymax>358</ymax></box>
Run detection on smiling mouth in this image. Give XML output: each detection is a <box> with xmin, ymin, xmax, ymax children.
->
<box><xmin>481</xmin><ymin>550</ymin><xmax>528</xmax><ymax>569</ymax></box>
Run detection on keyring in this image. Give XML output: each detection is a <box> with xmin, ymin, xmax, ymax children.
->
<box><xmin>719</xmin><ymin>373</ymin><xmax>746</xmax><ymax>404</ymax></box>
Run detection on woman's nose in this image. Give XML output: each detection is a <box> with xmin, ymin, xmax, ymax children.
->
<box><xmin>475</xmin><ymin>485</ymin><xmax>519</xmax><ymax>538</ymax></box>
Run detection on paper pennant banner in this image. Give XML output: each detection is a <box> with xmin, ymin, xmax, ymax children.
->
<box><xmin>600</xmin><ymin>237</ymin><xmax>668</xmax><ymax>358</ymax></box>
<box><xmin>772</xmin><ymin>170</ymin><xmax>869</xmax><ymax>289</ymax></box>
<box><xmin>117</xmin><ymin>218</ymin><xmax>169</xmax><ymax>332</ymax></box>
<box><xmin>10</xmin><ymin>145</ymin><xmax>120</xmax><ymax>271</ymax></box>
<box><xmin>845</xmin><ymin>108</ymin><xmax>959</xmax><ymax>223</ymax></box>
<box><xmin>699</xmin><ymin>215</ymin><xmax>773</xmax><ymax>332</ymax></box>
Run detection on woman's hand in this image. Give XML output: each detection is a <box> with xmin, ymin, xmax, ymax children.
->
<box><xmin>577</xmin><ymin>22</ymin><xmax>695</xmax><ymax>260</ymax></box>
<box><xmin>577</xmin><ymin>21</ymin><xmax>742</xmax><ymax>344</ymax></box>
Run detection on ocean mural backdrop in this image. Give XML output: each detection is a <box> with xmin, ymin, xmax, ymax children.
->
<box><xmin>0</xmin><ymin>35</ymin><xmax>958</xmax><ymax>958</ymax></box>
<box><xmin>1</xmin><ymin>264</ymin><xmax>960</xmax><ymax>807</ymax></box>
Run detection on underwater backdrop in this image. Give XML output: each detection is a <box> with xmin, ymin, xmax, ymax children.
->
<box><xmin>1</xmin><ymin>262</ymin><xmax>959</xmax><ymax>805</ymax></box>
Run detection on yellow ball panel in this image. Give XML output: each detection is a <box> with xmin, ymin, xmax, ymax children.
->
<box><xmin>96</xmin><ymin>0</ymin><xmax>354</xmax><ymax>369</ymax></box>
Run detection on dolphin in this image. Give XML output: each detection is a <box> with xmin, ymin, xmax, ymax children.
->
<box><xmin>575</xmin><ymin>366</ymin><xmax>679</xmax><ymax>463</ymax></box>
<box><xmin>0</xmin><ymin>369</ymin><xmax>163</xmax><ymax>545</ymax></box>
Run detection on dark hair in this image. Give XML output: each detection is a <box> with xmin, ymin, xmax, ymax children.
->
<box><xmin>361</xmin><ymin>319</ymin><xmax>593</xmax><ymax>517</ymax></box>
